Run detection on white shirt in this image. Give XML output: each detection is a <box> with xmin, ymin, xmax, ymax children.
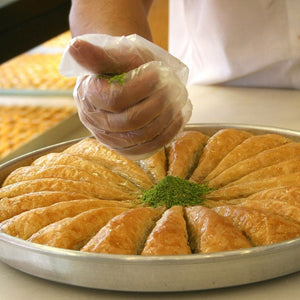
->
<box><xmin>169</xmin><ymin>0</ymin><xmax>300</xmax><ymax>89</ymax></box>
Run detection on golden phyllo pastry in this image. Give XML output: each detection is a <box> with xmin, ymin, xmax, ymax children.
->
<box><xmin>190</xmin><ymin>129</ymin><xmax>252</xmax><ymax>183</ymax></box>
<box><xmin>138</xmin><ymin>148</ymin><xmax>167</xmax><ymax>183</ymax></box>
<box><xmin>0</xmin><ymin>191</ymin><xmax>91</xmax><ymax>222</ymax></box>
<box><xmin>207</xmin><ymin>173</ymin><xmax>300</xmax><ymax>200</ymax></box>
<box><xmin>0</xmin><ymin>53</ymin><xmax>76</xmax><ymax>90</ymax></box>
<box><xmin>0</xmin><ymin>129</ymin><xmax>299</xmax><ymax>256</ymax></box>
<box><xmin>81</xmin><ymin>207</ymin><xmax>163</xmax><ymax>254</ymax></box>
<box><xmin>64</xmin><ymin>138</ymin><xmax>154</xmax><ymax>190</ymax></box>
<box><xmin>167</xmin><ymin>131</ymin><xmax>208</xmax><ymax>179</ymax></box>
<box><xmin>226</xmin><ymin>158</ymin><xmax>300</xmax><ymax>186</ymax></box>
<box><xmin>0</xmin><ymin>178</ymin><xmax>135</xmax><ymax>200</ymax></box>
<box><xmin>0</xmin><ymin>31</ymin><xmax>74</xmax><ymax>91</ymax></box>
<box><xmin>2</xmin><ymin>164</ymin><xmax>139</xmax><ymax>195</ymax></box>
<box><xmin>245</xmin><ymin>186</ymin><xmax>300</xmax><ymax>202</ymax></box>
<box><xmin>142</xmin><ymin>206</ymin><xmax>191</xmax><ymax>255</ymax></box>
<box><xmin>28</xmin><ymin>207</ymin><xmax>128</xmax><ymax>250</ymax></box>
<box><xmin>238</xmin><ymin>198</ymin><xmax>300</xmax><ymax>224</ymax></box>
<box><xmin>0</xmin><ymin>199</ymin><xmax>133</xmax><ymax>239</ymax></box>
<box><xmin>185</xmin><ymin>206</ymin><xmax>252</xmax><ymax>253</ymax></box>
<box><xmin>205</xmin><ymin>133</ymin><xmax>291</xmax><ymax>182</ymax></box>
<box><xmin>213</xmin><ymin>205</ymin><xmax>300</xmax><ymax>246</ymax></box>
<box><xmin>0</xmin><ymin>105</ymin><xmax>75</xmax><ymax>160</ymax></box>
<box><xmin>208</xmin><ymin>142</ymin><xmax>300</xmax><ymax>188</ymax></box>
<box><xmin>32</xmin><ymin>152</ymin><xmax>139</xmax><ymax>193</ymax></box>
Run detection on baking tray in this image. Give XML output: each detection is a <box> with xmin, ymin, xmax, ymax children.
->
<box><xmin>0</xmin><ymin>96</ymin><xmax>90</xmax><ymax>164</ymax></box>
<box><xmin>0</xmin><ymin>89</ymin><xmax>73</xmax><ymax>96</ymax></box>
<box><xmin>0</xmin><ymin>123</ymin><xmax>300</xmax><ymax>292</ymax></box>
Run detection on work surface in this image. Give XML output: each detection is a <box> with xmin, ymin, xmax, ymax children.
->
<box><xmin>188</xmin><ymin>85</ymin><xmax>300</xmax><ymax>131</ymax></box>
<box><xmin>0</xmin><ymin>85</ymin><xmax>299</xmax><ymax>300</ymax></box>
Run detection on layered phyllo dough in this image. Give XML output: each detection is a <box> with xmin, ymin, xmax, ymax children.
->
<box><xmin>0</xmin><ymin>128</ymin><xmax>300</xmax><ymax>255</ymax></box>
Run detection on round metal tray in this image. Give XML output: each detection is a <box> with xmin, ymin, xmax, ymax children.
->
<box><xmin>0</xmin><ymin>123</ymin><xmax>300</xmax><ymax>292</ymax></box>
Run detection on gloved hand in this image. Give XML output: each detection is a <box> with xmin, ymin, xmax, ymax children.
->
<box><xmin>60</xmin><ymin>34</ymin><xmax>192</xmax><ymax>159</ymax></box>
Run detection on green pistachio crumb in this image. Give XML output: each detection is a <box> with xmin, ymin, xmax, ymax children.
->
<box><xmin>98</xmin><ymin>73</ymin><xmax>126</xmax><ymax>86</ymax></box>
<box><xmin>108</xmin><ymin>73</ymin><xmax>126</xmax><ymax>85</ymax></box>
<box><xmin>139</xmin><ymin>175</ymin><xmax>215</xmax><ymax>208</ymax></box>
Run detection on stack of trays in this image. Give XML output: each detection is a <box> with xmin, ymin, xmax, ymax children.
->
<box><xmin>0</xmin><ymin>31</ymin><xmax>76</xmax><ymax>94</ymax></box>
<box><xmin>0</xmin><ymin>32</ymin><xmax>90</xmax><ymax>164</ymax></box>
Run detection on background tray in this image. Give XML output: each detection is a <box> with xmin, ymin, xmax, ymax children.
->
<box><xmin>0</xmin><ymin>96</ymin><xmax>90</xmax><ymax>164</ymax></box>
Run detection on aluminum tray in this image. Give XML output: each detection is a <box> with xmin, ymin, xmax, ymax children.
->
<box><xmin>0</xmin><ymin>96</ymin><xmax>90</xmax><ymax>164</ymax></box>
<box><xmin>0</xmin><ymin>123</ymin><xmax>300</xmax><ymax>292</ymax></box>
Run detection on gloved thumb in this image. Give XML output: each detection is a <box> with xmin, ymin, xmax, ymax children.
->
<box><xmin>60</xmin><ymin>33</ymin><xmax>189</xmax><ymax>83</ymax></box>
<box><xmin>67</xmin><ymin>37</ymin><xmax>154</xmax><ymax>74</ymax></box>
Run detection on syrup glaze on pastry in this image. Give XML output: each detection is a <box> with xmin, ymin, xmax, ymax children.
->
<box><xmin>81</xmin><ymin>207</ymin><xmax>163</xmax><ymax>254</ymax></box>
<box><xmin>0</xmin><ymin>129</ymin><xmax>300</xmax><ymax>255</ymax></box>
<box><xmin>185</xmin><ymin>206</ymin><xmax>252</xmax><ymax>253</ymax></box>
<box><xmin>31</xmin><ymin>152</ymin><xmax>139</xmax><ymax>193</ymax></box>
<box><xmin>190</xmin><ymin>129</ymin><xmax>252</xmax><ymax>183</ymax></box>
<box><xmin>63</xmin><ymin>137</ymin><xmax>154</xmax><ymax>190</ymax></box>
<box><xmin>213</xmin><ymin>205</ymin><xmax>300</xmax><ymax>246</ymax></box>
<box><xmin>0</xmin><ymin>178</ymin><xmax>136</xmax><ymax>200</ymax></box>
<box><xmin>0</xmin><ymin>199</ymin><xmax>133</xmax><ymax>239</ymax></box>
<box><xmin>208</xmin><ymin>142</ymin><xmax>300</xmax><ymax>188</ymax></box>
<box><xmin>167</xmin><ymin>131</ymin><xmax>208</xmax><ymax>179</ymax></box>
<box><xmin>29</xmin><ymin>207</ymin><xmax>128</xmax><ymax>250</ymax></box>
<box><xmin>0</xmin><ymin>191</ymin><xmax>92</xmax><ymax>222</ymax></box>
<box><xmin>207</xmin><ymin>173</ymin><xmax>300</xmax><ymax>200</ymax></box>
<box><xmin>138</xmin><ymin>148</ymin><xmax>167</xmax><ymax>183</ymax></box>
<box><xmin>142</xmin><ymin>206</ymin><xmax>191</xmax><ymax>255</ymax></box>
<box><xmin>205</xmin><ymin>134</ymin><xmax>291</xmax><ymax>182</ymax></box>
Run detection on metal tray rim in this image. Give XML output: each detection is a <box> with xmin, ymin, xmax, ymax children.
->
<box><xmin>1</xmin><ymin>230</ymin><xmax>300</xmax><ymax>264</ymax></box>
<box><xmin>0</xmin><ymin>123</ymin><xmax>300</xmax><ymax>291</ymax></box>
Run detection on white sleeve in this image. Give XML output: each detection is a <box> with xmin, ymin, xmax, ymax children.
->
<box><xmin>169</xmin><ymin>0</ymin><xmax>300</xmax><ymax>89</ymax></box>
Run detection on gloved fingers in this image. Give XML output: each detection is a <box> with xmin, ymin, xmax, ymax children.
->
<box><xmin>60</xmin><ymin>34</ymin><xmax>191</xmax><ymax>159</ymax></box>
<box><xmin>68</xmin><ymin>38</ymin><xmax>154</xmax><ymax>75</ymax></box>
<box><xmin>84</xmin><ymin>104</ymin><xmax>179</xmax><ymax>148</ymax></box>
<box><xmin>74</xmin><ymin>61</ymin><xmax>184</xmax><ymax>114</ymax></box>
<box><xmin>77</xmin><ymin>64</ymin><xmax>159</xmax><ymax>112</ymax></box>
<box><xmin>112</xmin><ymin>100</ymin><xmax>193</xmax><ymax>158</ymax></box>
<box><xmin>115</xmin><ymin>83</ymin><xmax>187</xmax><ymax>131</ymax></box>
<box><xmin>113</xmin><ymin>113</ymin><xmax>184</xmax><ymax>159</ymax></box>
<box><xmin>60</xmin><ymin>34</ymin><xmax>189</xmax><ymax>84</ymax></box>
<box><xmin>75</xmin><ymin>78</ymin><xmax>188</xmax><ymax>132</ymax></box>
<box><xmin>77</xmin><ymin>86</ymin><xmax>169</xmax><ymax>132</ymax></box>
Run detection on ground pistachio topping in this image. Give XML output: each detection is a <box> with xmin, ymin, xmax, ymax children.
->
<box><xmin>108</xmin><ymin>73</ymin><xmax>126</xmax><ymax>85</ymax></box>
<box><xmin>140</xmin><ymin>175</ymin><xmax>215</xmax><ymax>208</ymax></box>
<box><xmin>98</xmin><ymin>73</ymin><xmax>126</xmax><ymax>85</ymax></box>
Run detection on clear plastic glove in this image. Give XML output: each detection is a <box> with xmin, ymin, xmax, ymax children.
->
<box><xmin>60</xmin><ymin>34</ymin><xmax>192</xmax><ymax>159</ymax></box>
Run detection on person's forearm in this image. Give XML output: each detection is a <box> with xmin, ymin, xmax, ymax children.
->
<box><xmin>69</xmin><ymin>0</ymin><xmax>153</xmax><ymax>40</ymax></box>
